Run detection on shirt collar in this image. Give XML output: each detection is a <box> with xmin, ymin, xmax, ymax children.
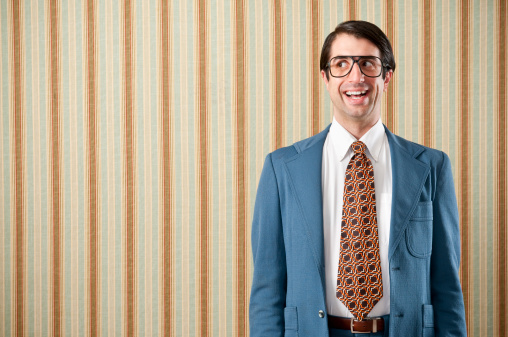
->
<box><xmin>329</xmin><ymin>117</ymin><xmax>385</xmax><ymax>163</ymax></box>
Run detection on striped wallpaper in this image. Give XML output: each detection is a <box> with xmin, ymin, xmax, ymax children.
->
<box><xmin>0</xmin><ymin>0</ymin><xmax>506</xmax><ymax>336</ymax></box>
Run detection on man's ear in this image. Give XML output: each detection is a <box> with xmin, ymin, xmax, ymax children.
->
<box><xmin>383</xmin><ymin>70</ymin><xmax>393</xmax><ymax>92</ymax></box>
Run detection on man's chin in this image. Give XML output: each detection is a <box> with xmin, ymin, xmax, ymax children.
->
<box><xmin>343</xmin><ymin>108</ymin><xmax>373</xmax><ymax>120</ymax></box>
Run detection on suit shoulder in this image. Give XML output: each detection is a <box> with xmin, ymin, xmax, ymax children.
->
<box><xmin>267</xmin><ymin>145</ymin><xmax>298</xmax><ymax>166</ymax></box>
<box><xmin>267</xmin><ymin>125</ymin><xmax>331</xmax><ymax>164</ymax></box>
<box><xmin>389</xmin><ymin>132</ymin><xmax>448</xmax><ymax>164</ymax></box>
<box><xmin>412</xmin><ymin>141</ymin><xmax>448</xmax><ymax>166</ymax></box>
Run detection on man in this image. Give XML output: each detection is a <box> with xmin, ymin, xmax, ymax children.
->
<box><xmin>249</xmin><ymin>21</ymin><xmax>466</xmax><ymax>336</ymax></box>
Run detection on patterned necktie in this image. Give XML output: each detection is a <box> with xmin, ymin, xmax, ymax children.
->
<box><xmin>336</xmin><ymin>141</ymin><xmax>383</xmax><ymax>321</ymax></box>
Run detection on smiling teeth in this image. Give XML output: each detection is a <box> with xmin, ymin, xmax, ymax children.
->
<box><xmin>346</xmin><ymin>90</ymin><xmax>366</xmax><ymax>96</ymax></box>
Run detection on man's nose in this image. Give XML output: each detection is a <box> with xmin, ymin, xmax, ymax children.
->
<box><xmin>348</xmin><ymin>62</ymin><xmax>364</xmax><ymax>82</ymax></box>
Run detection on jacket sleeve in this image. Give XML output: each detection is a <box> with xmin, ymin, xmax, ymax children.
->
<box><xmin>430</xmin><ymin>152</ymin><xmax>467</xmax><ymax>336</ymax></box>
<box><xmin>249</xmin><ymin>153</ymin><xmax>287</xmax><ymax>337</ymax></box>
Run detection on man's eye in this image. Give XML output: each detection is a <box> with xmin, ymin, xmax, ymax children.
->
<box><xmin>361</xmin><ymin>60</ymin><xmax>374</xmax><ymax>67</ymax></box>
<box><xmin>332</xmin><ymin>59</ymin><xmax>350</xmax><ymax>68</ymax></box>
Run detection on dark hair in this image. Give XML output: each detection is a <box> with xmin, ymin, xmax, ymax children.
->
<box><xmin>320</xmin><ymin>20</ymin><xmax>396</xmax><ymax>79</ymax></box>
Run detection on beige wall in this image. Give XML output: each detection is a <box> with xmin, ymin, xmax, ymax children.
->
<box><xmin>1</xmin><ymin>0</ymin><xmax>507</xmax><ymax>336</ymax></box>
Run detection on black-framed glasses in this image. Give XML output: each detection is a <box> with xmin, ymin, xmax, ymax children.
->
<box><xmin>326</xmin><ymin>56</ymin><xmax>388</xmax><ymax>78</ymax></box>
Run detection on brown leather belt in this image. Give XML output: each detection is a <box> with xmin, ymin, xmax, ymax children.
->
<box><xmin>328</xmin><ymin>315</ymin><xmax>384</xmax><ymax>333</ymax></box>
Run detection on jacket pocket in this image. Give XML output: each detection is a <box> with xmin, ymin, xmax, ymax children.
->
<box><xmin>422</xmin><ymin>304</ymin><xmax>435</xmax><ymax>337</ymax></box>
<box><xmin>406</xmin><ymin>202</ymin><xmax>433</xmax><ymax>258</ymax></box>
<box><xmin>284</xmin><ymin>306</ymin><xmax>298</xmax><ymax>331</ymax></box>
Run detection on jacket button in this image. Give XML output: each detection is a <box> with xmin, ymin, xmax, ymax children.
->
<box><xmin>318</xmin><ymin>310</ymin><xmax>325</xmax><ymax>318</ymax></box>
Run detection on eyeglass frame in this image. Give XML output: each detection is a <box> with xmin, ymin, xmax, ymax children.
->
<box><xmin>325</xmin><ymin>55</ymin><xmax>390</xmax><ymax>78</ymax></box>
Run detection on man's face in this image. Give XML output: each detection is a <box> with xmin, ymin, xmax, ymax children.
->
<box><xmin>321</xmin><ymin>34</ymin><xmax>392</xmax><ymax>127</ymax></box>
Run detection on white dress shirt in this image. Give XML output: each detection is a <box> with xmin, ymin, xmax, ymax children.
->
<box><xmin>322</xmin><ymin>118</ymin><xmax>392</xmax><ymax>318</ymax></box>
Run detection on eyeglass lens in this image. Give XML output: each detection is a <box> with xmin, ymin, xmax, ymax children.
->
<box><xmin>328</xmin><ymin>56</ymin><xmax>383</xmax><ymax>78</ymax></box>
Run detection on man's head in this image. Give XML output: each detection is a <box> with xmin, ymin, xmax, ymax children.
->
<box><xmin>320</xmin><ymin>21</ymin><xmax>395</xmax><ymax>137</ymax></box>
<box><xmin>320</xmin><ymin>21</ymin><xmax>396</xmax><ymax>81</ymax></box>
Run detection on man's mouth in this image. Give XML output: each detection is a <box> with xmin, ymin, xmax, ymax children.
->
<box><xmin>345</xmin><ymin>90</ymin><xmax>368</xmax><ymax>99</ymax></box>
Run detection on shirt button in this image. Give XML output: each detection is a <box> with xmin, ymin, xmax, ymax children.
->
<box><xmin>318</xmin><ymin>310</ymin><xmax>325</xmax><ymax>318</ymax></box>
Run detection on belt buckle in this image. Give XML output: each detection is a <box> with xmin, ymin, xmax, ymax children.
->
<box><xmin>350</xmin><ymin>317</ymin><xmax>379</xmax><ymax>334</ymax></box>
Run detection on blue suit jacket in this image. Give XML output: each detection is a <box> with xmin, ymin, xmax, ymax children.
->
<box><xmin>249</xmin><ymin>125</ymin><xmax>466</xmax><ymax>336</ymax></box>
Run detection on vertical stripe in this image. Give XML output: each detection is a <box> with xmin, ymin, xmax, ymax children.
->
<box><xmin>209</xmin><ymin>0</ymin><xmax>220</xmax><ymax>332</ymax></box>
<box><xmin>28</xmin><ymin>0</ymin><xmax>42</xmax><ymax>334</ymax></box>
<box><xmin>476</xmin><ymin>4</ymin><xmax>488</xmax><ymax>332</ymax></box>
<box><xmin>3</xmin><ymin>0</ymin><xmax>11</xmax><ymax>331</ymax></box>
<box><xmin>477</xmin><ymin>4</ymin><xmax>489</xmax><ymax>333</ymax></box>
<box><xmin>139</xmin><ymin>1</ymin><xmax>154</xmax><ymax>334</ymax></box>
<box><xmin>310</xmin><ymin>0</ymin><xmax>320</xmax><ymax>135</ymax></box>
<box><xmin>459</xmin><ymin>0</ymin><xmax>470</xmax><ymax>334</ymax></box>
<box><xmin>221</xmin><ymin>1</ymin><xmax>233</xmax><ymax>334</ymax></box>
<box><xmin>97</xmin><ymin>0</ymin><xmax>107</xmax><ymax>333</ymax></box>
<box><xmin>212</xmin><ymin>1</ymin><xmax>226</xmax><ymax>333</ymax></box>
<box><xmin>497</xmin><ymin>1</ymin><xmax>506</xmax><ymax>336</ymax></box>
<box><xmin>49</xmin><ymin>0</ymin><xmax>61</xmax><ymax>336</ymax></box>
<box><xmin>434</xmin><ymin>0</ymin><xmax>443</xmax><ymax>150</ymax></box>
<box><xmin>149</xmin><ymin>2</ymin><xmax>160</xmax><ymax>334</ymax></box>
<box><xmin>172</xmin><ymin>0</ymin><xmax>194</xmax><ymax>334</ymax></box>
<box><xmin>235</xmin><ymin>0</ymin><xmax>247</xmax><ymax>335</ymax></box>
<box><xmin>447</xmin><ymin>0</ymin><xmax>457</xmax><ymax>168</ymax></box>
<box><xmin>23</xmin><ymin>0</ymin><xmax>34</xmax><ymax>333</ymax></box>
<box><xmin>348</xmin><ymin>0</ymin><xmax>356</xmax><ymax>20</ymax></box>
<box><xmin>45</xmin><ymin>2</ymin><xmax>52</xmax><ymax>331</ymax></box>
<box><xmin>11</xmin><ymin>0</ymin><xmax>24</xmax><ymax>335</ymax></box>
<box><xmin>98</xmin><ymin>0</ymin><xmax>110</xmax><ymax>335</ymax></box>
<box><xmin>423</xmin><ymin>0</ymin><xmax>432</xmax><ymax>147</ymax></box>
<box><xmin>134</xmin><ymin>0</ymin><xmax>145</xmax><ymax>332</ymax></box>
<box><xmin>0</xmin><ymin>0</ymin><xmax>6</xmax><ymax>333</ymax></box>
<box><xmin>160</xmin><ymin>0</ymin><xmax>172</xmax><ymax>335</ymax></box>
<box><xmin>273</xmin><ymin>0</ymin><xmax>283</xmax><ymax>149</ymax></box>
<box><xmin>59</xmin><ymin>0</ymin><xmax>69</xmax><ymax>334</ymax></box>
<box><xmin>384</xmin><ymin>0</ymin><xmax>396</xmax><ymax>132</ymax></box>
<box><xmin>299</xmin><ymin>0</ymin><xmax>308</xmax><ymax>139</ymax></box>
<box><xmin>411</xmin><ymin>1</ymin><xmax>419</xmax><ymax>141</ymax></box>
<box><xmin>113</xmin><ymin>1</ymin><xmax>122</xmax><ymax>333</ymax></box>
<box><xmin>174</xmin><ymin>2</ymin><xmax>183</xmax><ymax>334</ymax></box>
<box><xmin>484</xmin><ymin>4</ymin><xmax>494</xmax><ymax>336</ymax></box>
<box><xmin>67</xmin><ymin>1</ymin><xmax>80</xmax><ymax>334</ymax></box>
<box><xmin>471</xmin><ymin>1</ymin><xmax>480</xmax><ymax>334</ymax></box>
<box><xmin>285</xmin><ymin>0</ymin><xmax>294</xmax><ymax>143</ymax></box>
<box><xmin>85</xmin><ymin>0</ymin><xmax>98</xmax><ymax>336</ymax></box>
<box><xmin>197</xmin><ymin>0</ymin><xmax>208</xmax><ymax>335</ymax></box>
<box><xmin>104</xmin><ymin>1</ymin><xmax>118</xmax><ymax>335</ymax></box>
<box><xmin>123</xmin><ymin>0</ymin><xmax>136</xmax><ymax>335</ymax></box>
<box><xmin>75</xmin><ymin>2</ymin><xmax>86</xmax><ymax>334</ymax></box>
<box><xmin>399</xmin><ymin>0</ymin><xmax>408</xmax><ymax>138</ymax></box>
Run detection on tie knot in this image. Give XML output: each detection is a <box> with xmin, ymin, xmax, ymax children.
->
<box><xmin>351</xmin><ymin>141</ymin><xmax>367</xmax><ymax>155</ymax></box>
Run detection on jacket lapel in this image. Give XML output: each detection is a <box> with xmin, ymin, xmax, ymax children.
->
<box><xmin>282</xmin><ymin>127</ymin><xmax>330</xmax><ymax>280</ymax></box>
<box><xmin>385</xmin><ymin>128</ymin><xmax>431</xmax><ymax>259</ymax></box>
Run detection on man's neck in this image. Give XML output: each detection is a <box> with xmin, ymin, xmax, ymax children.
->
<box><xmin>333</xmin><ymin>115</ymin><xmax>379</xmax><ymax>140</ymax></box>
